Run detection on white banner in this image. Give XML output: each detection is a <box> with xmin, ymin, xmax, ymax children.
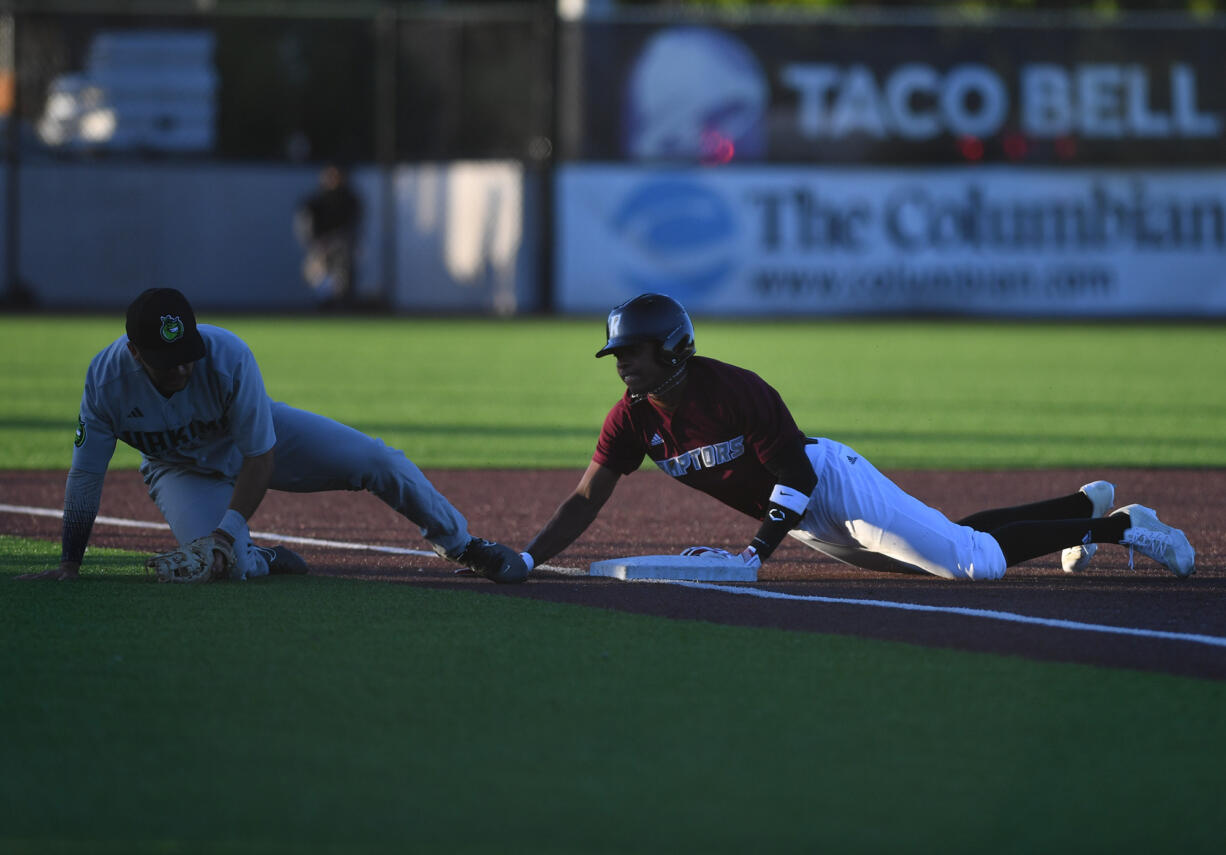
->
<box><xmin>556</xmin><ymin>165</ymin><xmax>1226</xmax><ymax>316</ymax></box>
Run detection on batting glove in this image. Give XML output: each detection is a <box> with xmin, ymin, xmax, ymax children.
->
<box><xmin>680</xmin><ymin>545</ymin><xmax>762</xmax><ymax>570</ymax></box>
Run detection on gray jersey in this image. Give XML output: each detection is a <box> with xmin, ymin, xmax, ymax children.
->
<box><xmin>63</xmin><ymin>325</ymin><xmax>275</xmax><ymax>562</ymax></box>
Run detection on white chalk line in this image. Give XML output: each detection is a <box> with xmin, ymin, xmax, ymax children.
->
<box><xmin>3</xmin><ymin>502</ymin><xmax>1222</xmax><ymax>649</ymax></box>
<box><xmin>0</xmin><ymin>502</ymin><xmax>585</xmax><ymax>572</ymax></box>
<box><xmin>1</xmin><ymin>502</ymin><xmax>439</xmax><ymax>555</ymax></box>
<box><xmin>656</xmin><ymin>579</ymin><xmax>1226</xmax><ymax>650</ymax></box>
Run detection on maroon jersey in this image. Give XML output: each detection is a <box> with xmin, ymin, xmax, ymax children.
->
<box><xmin>593</xmin><ymin>356</ymin><xmax>807</xmax><ymax>519</ymax></box>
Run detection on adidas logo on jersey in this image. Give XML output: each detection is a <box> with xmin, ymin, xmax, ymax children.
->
<box><xmin>649</xmin><ymin>432</ymin><xmax>664</xmax><ymax>447</ymax></box>
<box><xmin>128</xmin><ymin>407</ymin><xmax>144</xmax><ymax>418</ymax></box>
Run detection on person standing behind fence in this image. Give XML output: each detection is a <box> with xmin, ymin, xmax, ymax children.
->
<box><xmin>294</xmin><ymin>164</ymin><xmax>363</xmax><ymax>310</ymax></box>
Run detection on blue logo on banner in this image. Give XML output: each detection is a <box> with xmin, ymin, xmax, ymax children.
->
<box><xmin>610</xmin><ymin>179</ymin><xmax>740</xmax><ymax>300</ymax></box>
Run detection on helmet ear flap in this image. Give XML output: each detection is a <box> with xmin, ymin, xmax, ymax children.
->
<box><xmin>660</xmin><ymin>330</ymin><xmax>694</xmax><ymax>366</ymax></box>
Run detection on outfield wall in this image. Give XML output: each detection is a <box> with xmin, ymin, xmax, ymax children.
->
<box><xmin>6</xmin><ymin>7</ymin><xmax>1226</xmax><ymax>317</ymax></box>
<box><xmin>7</xmin><ymin>160</ymin><xmax>539</xmax><ymax>314</ymax></box>
<box><xmin>553</xmin><ymin>13</ymin><xmax>1226</xmax><ymax>317</ymax></box>
<box><xmin>556</xmin><ymin>165</ymin><xmax>1226</xmax><ymax>317</ymax></box>
<box><xmin>11</xmin><ymin>157</ymin><xmax>1225</xmax><ymax>318</ymax></box>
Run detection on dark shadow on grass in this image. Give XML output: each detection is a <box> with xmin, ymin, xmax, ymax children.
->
<box><xmin>0</xmin><ymin>541</ymin><xmax>147</xmax><ymax>581</ymax></box>
<box><xmin>2</xmin><ymin>416</ymin><xmax>599</xmax><ymax>442</ymax></box>
<box><xmin>828</xmin><ymin>429</ymin><xmax>1226</xmax><ymax>452</ymax></box>
<box><xmin>6</xmin><ymin>418</ymin><xmax>1226</xmax><ymax>455</ymax></box>
<box><xmin>333</xmin><ymin>422</ymin><xmax>1226</xmax><ymax>454</ymax></box>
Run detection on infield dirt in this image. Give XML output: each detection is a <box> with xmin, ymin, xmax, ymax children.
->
<box><xmin>4</xmin><ymin>467</ymin><xmax>1224</xmax><ymax>679</ymax></box>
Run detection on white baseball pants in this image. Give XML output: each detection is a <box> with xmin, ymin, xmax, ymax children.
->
<box><xmin>793</xmin><ymin>438</ymin><xmax>1008</xmax><ymax>581</ymax></box>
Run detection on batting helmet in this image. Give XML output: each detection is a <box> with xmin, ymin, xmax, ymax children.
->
<box><xmin>596</xmin><ymin>293</ymin><xmax>696</xmax><ymax>366</ymax></box>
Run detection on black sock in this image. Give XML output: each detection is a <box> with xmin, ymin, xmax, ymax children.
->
<box><xmin>989</xmin><ymin>515</ymin><xmax>1129</xmax><ymax>567</ymax></box>
<box><xmin>959</xmin><ymin>491</ymin><xmax>1092</xmax><ymax>532</ymax></box>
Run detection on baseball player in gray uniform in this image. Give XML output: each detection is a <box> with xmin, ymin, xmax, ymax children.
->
<box><xmin>17</xmin><ymin>287</ymin><xmax>527</xmax><ymax>583</ymax></box>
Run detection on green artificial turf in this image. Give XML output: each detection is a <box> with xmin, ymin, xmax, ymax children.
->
<box><xmin>4</xmin><ymin>316</ymin><xmax>1225</xmax><ymax>853</ymax></box>
<box><xmin>2</xmin><ymin>315</ymin><xmax>1224</xmax><ymax>469</ymax></box>
<box><xmin>2</xmin><ymin>536</ymin><xmax>1224</xmax><ymax>854</ymax></box>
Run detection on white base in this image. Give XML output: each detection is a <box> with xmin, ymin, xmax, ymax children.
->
<box><xmin>588</xmin><ymin>554</ymin><xmax>757</xmax><ymax>582</ymax></box>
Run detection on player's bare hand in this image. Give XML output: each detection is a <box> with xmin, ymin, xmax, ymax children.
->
<box><xmin>15</xmin><ymin>561</ymin><xmax>81</xmax><ymax>581</ymax></box>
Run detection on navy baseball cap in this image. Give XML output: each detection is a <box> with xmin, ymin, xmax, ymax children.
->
<box><xmin>125</xmin><ymin>288</ymin><xmax>207</xmax><ymax>369</ymax></box>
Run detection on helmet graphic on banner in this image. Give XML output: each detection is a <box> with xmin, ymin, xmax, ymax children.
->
<box><xmin>622</xmin><ymin>26</ymin><xmax>768</xmax><ymax>163</ymax></box>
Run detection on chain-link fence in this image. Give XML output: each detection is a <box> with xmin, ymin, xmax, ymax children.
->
<box><xmin>2</xmin><ymin>3</ymin><xmax>553</xmax><ymax>164</ymax></box>
<box><xmin>0</xmin><ymin>2</ymin><xmax>557</xmax><ymax>311</ymax></box>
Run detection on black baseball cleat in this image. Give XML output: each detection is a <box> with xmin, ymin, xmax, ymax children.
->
<box><xmin>256</xmin><ymin>545</ymin><xmax>310</xmax><ymax>576</ymax></box>
<box><xmin>455</xmin><ymin>537</ymin><xmax>529</xmax><ymax>584</ymax></box>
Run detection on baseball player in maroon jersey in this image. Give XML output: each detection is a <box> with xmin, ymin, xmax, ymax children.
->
<box><xmin>518</xmin><ymin>293</ymin><xmax>1195</xmax><ymax>581</ymax></box>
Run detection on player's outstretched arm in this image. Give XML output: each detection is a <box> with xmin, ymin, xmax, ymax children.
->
<box><xmin>17</xmin><ymin>464</ymin><xmax>110</xmax><ymax>581</ymax></box>
<box><xmin>524</xmin><ymin>461</ymin><xmax>620</xmax><ymax>568</ymax></box>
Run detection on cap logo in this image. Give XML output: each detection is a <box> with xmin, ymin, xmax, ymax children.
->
<box><xmin>608</xmin><ymin>315</ymin><xmax>622</xmax><ymax>337</ymax></box>
<box><xmin>159</xmin><ymin>314</ymin><xmax>185</xmax><ymax>343</ymax></box>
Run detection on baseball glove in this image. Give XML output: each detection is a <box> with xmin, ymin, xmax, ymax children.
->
<box><xmin>455</xmin><ymin>537</ymin><xmax>530</xmax><ymax>584</ymax></box>
<box><xmin>146</xmin><ymin>534</ymin><xmax>237</xmax><ymax>584</ymax></box>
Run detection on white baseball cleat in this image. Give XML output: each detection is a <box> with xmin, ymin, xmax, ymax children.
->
<box><xmin>1113</xmin><ymin>504</ymin><xmax>1196</xmax><ymax>578</ymax></box>
<box><xmin>1061</xmin><ymin>480</ymin><xmax>1115</xmax><ymax>573</ymax></box>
